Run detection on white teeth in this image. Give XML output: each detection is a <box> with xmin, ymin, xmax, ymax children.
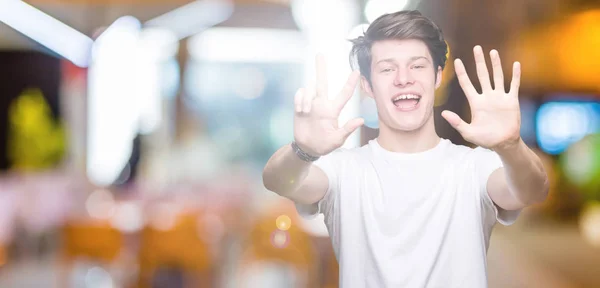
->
<box><xmin>393</xmin><ymin>94</ymin><xmax>420</xmax><ymax>101</ymax></box>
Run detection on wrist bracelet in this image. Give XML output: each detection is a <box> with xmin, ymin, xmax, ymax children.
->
<box><xmin>291</xmin><ymin>141</ymin><xmax>320</xmax><ymax>162</ymax></box>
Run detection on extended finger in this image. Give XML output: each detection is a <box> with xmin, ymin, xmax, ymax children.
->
<box><xmin>509</xmin><ymin>61</ymin><xmax>521</xmax><ymax>96</ymax></box>
<box><xmin>490</xmin><ymin>49</ymin><xmax>505</xmax><ymax>92</ymax></box>
<box><xmin>473</xmin><ymin>45</ymin><xmax>492</xmax><ymax>93</ymax></box>
<box><xmin>454</xmin><ymin>59</ymin><xmax>478</xmax><ymax>99</ymax></box>
<box><xmin>441</xmin><ymin>110</ymin><xmax>472</xmax><ymax>140</ymax></box>
<box><xmin>294</xmin><ymin>88</ymin><xmax>304</xmax><ymax>113</ymax></box>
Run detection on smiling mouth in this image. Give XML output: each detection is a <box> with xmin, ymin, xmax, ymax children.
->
<box><xmin>392</xmin><ymin>94</ymin><xmax>421</xmax><ymax>110</ymax></box>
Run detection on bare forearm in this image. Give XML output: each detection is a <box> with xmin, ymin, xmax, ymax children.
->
<box><xmin>495</xmin><ymin>139</ymin><xmax>549</xmax><ymax>205</ymax></box>
<box><xmin>262</xmin><ymin>144</ymin><xmax>312</xmax><ymax>196</ymax></box>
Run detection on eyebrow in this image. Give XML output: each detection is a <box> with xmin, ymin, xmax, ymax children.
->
<box><xmin>375</xmin><ymin>56</ymin><xmax>431</xmax><ymax>65</ymax></box>
<box><xmin>409</xmin><ymin>56</ymin><xmax>430</xmax><ymax>63</ymax></box>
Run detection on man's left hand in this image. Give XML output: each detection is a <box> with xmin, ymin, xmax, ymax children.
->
<box><xmin>442</xmin><ymin>45</ymin><xmax>522</xmax><ymax>152</ymax></box>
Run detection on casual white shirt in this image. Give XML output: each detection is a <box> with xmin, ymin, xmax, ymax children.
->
<box><xmin>295</xmin><ymin>138</ymin><xmax>521</xmax><ymax>288</ymax></box>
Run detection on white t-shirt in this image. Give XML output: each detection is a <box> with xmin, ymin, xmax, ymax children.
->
<box><xmin>295</xmin><ymin>138</ymin><xmax>521</xmax><ymax>288</ymax></box>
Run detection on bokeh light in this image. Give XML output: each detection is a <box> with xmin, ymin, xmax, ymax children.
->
<box><xmin>85</xmin><ymin>189</ymin><xmax>116</xmax><ymax>220</ymax></box>
<box><xmin>110</xmin><ymin>202</ymin><xmax>143</xmax><ymax>233</ymax></box>
<box><xmin>536</xmin><ymin>101</ymin><xmax>600</xmax><ymax>155</ymax></box>
<box><xmin>149</xmin><ymin>202</ymin><xmax>180</xmax><ymax>231</ymax></box>
<box><xmin>580</xmin><ymin>202</ymin><xmax>600</xmax><ymax>248</ymax></box>
<box><xmin>291</xmin><ymin>0</ymin><xmax>359</xmax><ymax>36</ymax></box>
<box><xmin>85</xmin><ymin>266</ymin><xmax>114</xmax><ymax>288</ymax></box>
<box><xmin>561</xmin><ymin>134</ymin><xmax>600</xmax><ymax>194</ymax></box>
<box><xmin>270</xmin><ymin>230</ymin><xmax>289</xmax><ymax>249</ymax></box>
<box><xmin>275</xmin><ymin>215</ymin><xmax>291</xmax><ymax>231</ymax></box>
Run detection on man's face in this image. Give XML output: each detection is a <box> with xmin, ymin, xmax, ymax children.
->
<box><xmin>362</xmin><ymin>38</ymin><xmax>442</xmax><ymax>132</ymax></box>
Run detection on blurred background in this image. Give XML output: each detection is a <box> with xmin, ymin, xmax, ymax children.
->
<box><xmin>0</xmin><ymin>0</ymin><xmax>599</xmax><ymax>287</ymax></box>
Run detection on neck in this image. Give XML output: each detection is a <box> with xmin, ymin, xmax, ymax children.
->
<box><xmin>376</xmin><ymin>116</ymin><xmax>440</xmax><ymax>153</ymax></box>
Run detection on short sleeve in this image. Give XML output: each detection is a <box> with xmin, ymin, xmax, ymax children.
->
<box><xmin>473</xmin><ymin>147</ymin><xmax>521</xmax><ymax>226</ymax></box>
<box><xmin>294</xmin><ymin>149</ymin><xmax>344</xmax><ymax>220</ymax></box>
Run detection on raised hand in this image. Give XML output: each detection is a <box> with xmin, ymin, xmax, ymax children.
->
<box><xmin>293</xmin><ymin>54</ymin><xmax>364</xmax><ymax>157</ymax></box>
<box><xmin>442</xmin><ymin>45</ymin><xmax>522</xmax><ymax>151</ymax></box>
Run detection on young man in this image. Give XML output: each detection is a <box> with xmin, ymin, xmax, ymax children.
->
<box><xmin>262</xmin><ymin>10</ymin><xmax>548</xmax><ymax>287</ymax></box>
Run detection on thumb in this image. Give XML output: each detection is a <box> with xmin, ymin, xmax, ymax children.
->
<box><xmin>441</xmin><ymin>110</ymin><xmax>470</xmax><ymax>137</ymax></box>
<box><xmin>338</xmin><ymin>117</ymin><xmax>364</xmax><ymax>140</ymax></box>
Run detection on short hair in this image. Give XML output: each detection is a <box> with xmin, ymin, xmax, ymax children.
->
<box><xmin>349</xmin><ymin>10</ymin><xmax>448</xmax><ymax>84</ymax></box>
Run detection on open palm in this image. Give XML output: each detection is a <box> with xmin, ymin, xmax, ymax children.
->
<box><xmin>293</xmin><ymin>55</ymin><xmax>363</xmax><ymax>157</ymax></box>
<box><xmin>442</xmin><ymin>46</ymin><xmax>522</xmax><ymax>150</ymax></box>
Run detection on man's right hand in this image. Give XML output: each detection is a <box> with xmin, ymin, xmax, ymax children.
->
<box><xmin>293</xmin><ymin>54</ymin><xmax>364</xmax><ymax>157</ymax></box>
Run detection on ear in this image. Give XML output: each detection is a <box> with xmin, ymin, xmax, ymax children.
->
<box><xmin>360</xmin><ymin>76</ymin><xmax>375</xmax><ymax>99</ymax></box>
<box><xmin>434</xmin><ymin>66</ymin><xmax>443</xmax><ymax>89</ymax></box>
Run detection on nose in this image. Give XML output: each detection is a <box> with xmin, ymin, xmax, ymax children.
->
<box><xmin>393</xmin><ymin>67</ymin><xmax>414</xmax><ymax>87</ymax></box>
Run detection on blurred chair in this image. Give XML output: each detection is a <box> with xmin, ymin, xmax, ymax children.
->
<box><xmin>136</xmin><ymin>211</ymin><xmax>215</xmax><ymax>288</ymax></box>
<box><xmin>59</xmin><ymin>220</ymin><xmax>124</xmax><ymax>287</ymax></box>
<box><xmin>236</xmin><ymin>202</ymin><xmax>319</xmax><ymax>288</ymax></box>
